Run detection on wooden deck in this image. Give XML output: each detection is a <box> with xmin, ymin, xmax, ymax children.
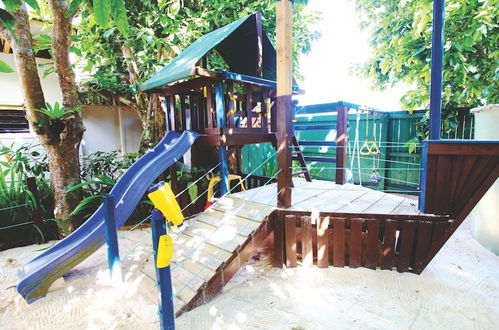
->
<box><xmin>139</xmin><ymin>179</ymin><xmax>421</xmax><ymax>315</ymax></box>
<box><xmin>234</xmin><ymin>178</ymin><xmax>420</xmax><ymax>215</ymax></box>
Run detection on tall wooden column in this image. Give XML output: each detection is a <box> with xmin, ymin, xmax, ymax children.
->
<box><xmin>276</xmin><ymin>0</ymin><xmax>293</xmax><ymax>208</ymax></box>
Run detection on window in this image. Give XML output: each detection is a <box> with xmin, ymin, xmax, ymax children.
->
<box><xmin>0</xmin><ymin>108</ymin><xmax>29</xmax><ymax>134</ymax></box>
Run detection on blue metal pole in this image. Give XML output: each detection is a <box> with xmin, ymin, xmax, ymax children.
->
<box><xmin>151</xmin><ymin>209</ymin><xmax>175</xmax><ymax>330</ymax></box>
<box><xmin>215</xmin><ymin>81</ymin><xmax>229</xmax><ymax>195</ymax></box>
<box><xmin>429</xmin><ymin>0</ymin><xmax>445</xmax><ymax>141</ymax></box>
<box><xmin>103</xmin><ymin>194</ymin><xmax>122</xmax><ymax>283</ymax></box>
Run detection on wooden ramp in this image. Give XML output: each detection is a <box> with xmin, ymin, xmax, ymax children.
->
<box><xmin>139</xmin><ymin>194</ymin><xmax>275</xmax><ymax>315</ymax></box>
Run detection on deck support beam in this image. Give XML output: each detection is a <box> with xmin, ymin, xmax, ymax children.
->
<box><xmin>276</xmin><ymin>0</ymin><xmax>293</xmax><ymax>208</ymax></box>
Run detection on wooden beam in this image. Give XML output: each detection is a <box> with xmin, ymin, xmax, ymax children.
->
<box><xmin>276</xmin><ymin>0</ymin><xmax>293</xmax><ymax>208</ymax></box>
<box><xmin>427</xmin><ymin>142</ymin><xmax>499</xmax><ymax>156</ymax></box>
<box><xmin>335</xmin><ymin>106</ymin><xmax>348</xmax><ymax>184</ymax></box>
<box><xmin>150</xmin><ymin>77</ymin><xmax>219</xmax><ymax>95</ymax></box>
<box><xmin>196</xmin><ymin>132</ymin><xmax>276</xmax><ymax>147</ymax></box>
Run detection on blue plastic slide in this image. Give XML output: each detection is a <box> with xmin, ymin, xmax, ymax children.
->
<box><xmin>17</xmin><ymin>130</ymin><xmax>199</xmax><ymax>303</ymax></box>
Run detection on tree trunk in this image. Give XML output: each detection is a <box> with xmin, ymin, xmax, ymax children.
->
<box><xmin>3</xmin><ymin>4</ymin><xmax>85</xmax><ymax>233</ymax></box>
<box><xmin>47</xmin><ymin>0</ymin><xmax>86</xmax><ymax>230</ymax></box>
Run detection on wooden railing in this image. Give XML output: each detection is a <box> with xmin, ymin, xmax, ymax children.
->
<box><xmin>272</xmin><ymin>210</ymin><xmax>450</xmax><ymax>274</ymax></box>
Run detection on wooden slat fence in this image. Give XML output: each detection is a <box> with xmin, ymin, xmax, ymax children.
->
<box><xmin>273</xmin><ymin>210</ymin><xmax>450</xmax><ymax>274</ymax></box>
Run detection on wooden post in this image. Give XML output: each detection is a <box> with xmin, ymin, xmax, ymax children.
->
<box><xmin>164</xmin><ymin>97</ymin><xmax>172</xmax><ymax>131</ymax></box>
<box><xmin>103</xmin><ymin>195</ymin><xmax>122</xmax><ymax>283</ymax></box>
<box><xmin>206</xmin><ymin>85</ymin><xmax>214</xmax><ymax>128</ymax></box>
<box><xmin>276</xmin><ymin>0</ymin><xmax>293</xmax><ymax>208</ymax></box>
<box><xmin>26</xmin><ymin>177</ymin><xmax>44</xmax><ymax>243</ymax></box>
<box><xmin>151</xmin><ymin>209</ymin><xmax>175</xmax><ymax>330</ymax></box>
<box><xmin>335</xmin><ymin>106</ymin><xmax>348</xmax><ymax>184</ymax></box>
<box><xmin>245</xmin><ymin>84</ymin><xmax>253</xmax><ymax>128</ymax></box>
<box><xmin>215</xmin><ymin>81</ymin><xmax>229</xmax><ymax>195</ymax></box>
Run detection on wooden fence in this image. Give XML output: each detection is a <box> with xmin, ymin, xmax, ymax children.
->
<box><xmin>272</xmin><ymin>210</ymin><xmax>450</xmax><ymax>274</ymax></box>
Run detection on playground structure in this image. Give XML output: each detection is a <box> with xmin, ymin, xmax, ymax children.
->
<box><xmin>14</xmin><ymin>1</ymin><xmax>499</xmax><ymax>329</ymax></box>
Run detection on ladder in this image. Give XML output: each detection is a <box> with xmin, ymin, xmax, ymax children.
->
<box><xmin>291</xmin><ymin>135</ymin><xmax>312</xmax><ymax>182</ymax></box>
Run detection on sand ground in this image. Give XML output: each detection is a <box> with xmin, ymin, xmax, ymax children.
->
<box><xmin>1</xmin><ymin>218</ymin><xmax>498</xmax><ymax>330</ymax></box>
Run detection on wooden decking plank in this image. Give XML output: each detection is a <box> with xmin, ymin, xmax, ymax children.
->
<box><xmin>210</xmin><ymin>197</ymin><xmax>274</xmax><ymax>221</ymax></box>
<box><xmin>174</xmin><ymin>232</ymin><xmax>232</xmax><ymax>261</ymax></box>
<box><xmin>196</xmin><ymin>210</ymin><xmax>261</xmax><ymax>236</ymax></box>
<box><xmin>291</xmin><ymin>184</ymin><xmax>362</xmax><ymax>210</ymax></box>
<box><xmin>173</xmin><ymin>257</ymin><xmax>215</xmax><ymax>282</ymax></box>
<box><xmin>181</xmin><ymin>221</ymin><xmax>246</xmax><ymax>252</ymax></box>
<box><xmin>313</xmin><ymin>189</ymin><xmax>369</xmax><ymax>212</ymax></box>
<box><xmin>391</xmin><ymin>198</ymin><xmax>420</xmax><ymax>215</ymax></box>
<box><xmin>171</xmin><ymin>264</ymin><xmax>206</xmax><ymax>292</ymax></box>
<box><xmin>335</xmin><ymin>190</ymin><xmax>386</xmax><ymax>213</ymax></box>
<box><xmin>196</xmin><ymin>212</ymin><xmax>260</xmax><ymax>236</ymax></box>
<box><xmin>363</xmin><ymin>193</ymin><xmax>405</xmax><ymax>214</ymax></box>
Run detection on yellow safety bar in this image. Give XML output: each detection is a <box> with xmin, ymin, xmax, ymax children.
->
<box><xmin>148</xmin><ymin>182</ymin><xmax>184</xmax><ymax>227</ymax></box>
<box><xmin>206</xmin><ymin>174</ymin><xmax>246</xmax><ymax>203</ymax></box>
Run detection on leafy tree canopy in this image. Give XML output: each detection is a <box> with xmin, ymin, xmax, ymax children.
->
<box><xmin>73</xmin><ymin>0</ymin><xmax>321</xmax><ymax>104</ymax></box>
<box><xmin>353</xmin><ymin>0</ymin><xmax>498</xmax><ymax>111</ymax></box>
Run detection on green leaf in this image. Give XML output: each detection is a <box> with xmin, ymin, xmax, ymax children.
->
<box><xmin>24</xmin><ymin>0</ymin><xmax>40</xmax><ymax>12</ymax></box>
<box><xmin>0</xmin><ymin>8</ymin><xmax>17</xmax><ymax>40</ymax></box>
<box><xmin>0</xmin><ymin>59</ymin><xmax>14</xmax><ymax>73</ymax></box>
<box><xmin>66</xmin><ymin>180</ymin><xmax>110</xmax><ymax>193</ymax></box>
<box><xmin>66</xmin><ymin>0</ymin><xmax>86</xmax><ymax>17</ymax></box>
<box><xmin>70</xmin><ymin>194</ymin><xmax>103</xmax><ymax>216</ymax></box>
<box><xmin>94</xmin><ymin>0</ymin><xmax>111</xmax><ymax>28</ymax></box>
<box><xmin>110</xmin><ymin>0</ymin><xmax>129</xmax><ymax>35</ymax></box>
<box><xmin>2</xmin><ymin>0</ymin><xmax>23</xmax><ymax>11</ymax></box>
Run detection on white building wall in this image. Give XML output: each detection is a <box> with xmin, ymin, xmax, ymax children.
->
<box><xmin>0</xmin><ymin>53</ymin><xmax>143</xmax><ymax>156</ymax></box>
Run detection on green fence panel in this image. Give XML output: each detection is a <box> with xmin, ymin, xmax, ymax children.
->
<box><xmin>242</xmin><ymin>103</ymin><xmax>474</xmax><ymax>195</ymax></box>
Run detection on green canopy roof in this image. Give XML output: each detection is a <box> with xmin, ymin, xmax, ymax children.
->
<box><xmin>140</xmin><ymin>13</ymin><xmax>277</xmax><ymax>92</ymax></box>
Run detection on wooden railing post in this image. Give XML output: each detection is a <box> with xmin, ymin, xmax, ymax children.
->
<box><xmin>335</xmin><ymin>106</ymin><xmax>348</xmax><ymax>184</ymax></box>
<box><xmin>276</xmin><ymin>0</ymin><xmax>293</xmax><ymax>207</ymax></box>
<box><xmin>273</xmin><ymin>211</ymin><xmax>285</xmax><ymax>268</ymax></box>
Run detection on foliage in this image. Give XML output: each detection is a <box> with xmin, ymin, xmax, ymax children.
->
<box><xmin>36</xmin><ymin>102</ymin><xmax>79</xmax><ymax>119</ymax></box>
<box><xmin>70</xmin><ymin>151</ymin><xmax>211</xmax><ymax>225</ymax></box>
<box><xmin>0</xmin><ymin>143</ymin><xmax>57</xmax><ymax>249</ymax></box>
<box><xmin>352</xmin><ymin>0</ymin><xmax>498</xmax><ymax>117</ymax></box>
<box><xmin>0</xmin><ymin>59</ymin><xmax>14</xmax><ymax>72</ymax></box>
<box><xmin>74</xmin><ymin>0</ymin><xmax>321</xmax><ymax>104</ymax></box>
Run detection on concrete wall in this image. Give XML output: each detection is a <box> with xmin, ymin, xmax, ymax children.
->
<box><xmin>468</xmin><ymin>105</ymin><xmax>499</xmax><ymax>255</ymax></box>
<box><xmin>0</xmin><ymin>53</ymin><xmax>62</xmax><ymax>106</ymax></box>
<box><xmin>81</xmin><ymin>105</ymin><xmax>142</xmax><ymax>156</ymax></box>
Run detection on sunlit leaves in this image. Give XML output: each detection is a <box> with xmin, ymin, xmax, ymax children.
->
<box><xmin>353</xmin><ymin>0</ymin><xmax>498</xmax><ymax>111</ymax></box>
<box><xmin>0</xmin><ymin>59</ymin><xmax>14</xmax><ymax>73</ymax></box>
